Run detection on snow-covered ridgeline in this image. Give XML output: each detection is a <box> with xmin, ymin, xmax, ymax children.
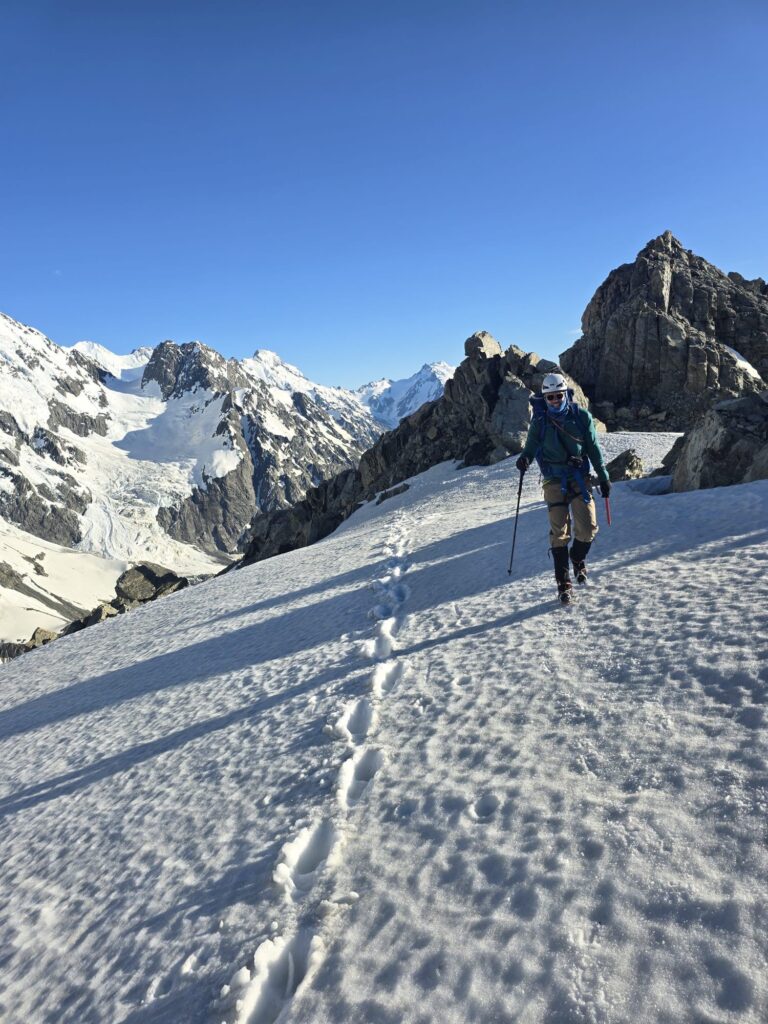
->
<box><xmin>68</xmin><ymin>340</ymin><xmax>154</xmax><ymax>381</ymax></box>
<box><xmin>356</xmin><ymin>361</ymin><xmax>456</xmax><ymax>429</ymax></box>
<box><xmin>2</xmin><ymin>432</ymin><xmax>767</xmax><ymax>1023</ymax></box>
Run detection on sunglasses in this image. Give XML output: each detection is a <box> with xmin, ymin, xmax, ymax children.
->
<box><xmin>545</xmin><ymin>392</ymin><xmax>565</xmax><ymax>402</ymax></box>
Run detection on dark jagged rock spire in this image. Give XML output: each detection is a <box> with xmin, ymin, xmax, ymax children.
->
<box><xmin>560</xmin><ymin>234</ymin><xmax>768</xmax><ymax>430</ymax></box>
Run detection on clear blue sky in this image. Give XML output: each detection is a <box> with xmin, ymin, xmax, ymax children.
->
<box><xmin>2</xmin><ymin>0</ymin><xmax>767</xmax><ymax>388</ymax></box>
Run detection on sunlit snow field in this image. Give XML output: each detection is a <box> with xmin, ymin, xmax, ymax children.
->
<box><xmin>1</xmin><ymin>433</ymin><xmax>767</xmax><ymax>1024</ymax></box>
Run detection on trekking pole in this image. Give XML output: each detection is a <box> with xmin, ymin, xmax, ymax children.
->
<box><xmin>605</xmin><ymin>496</ymin><xmax>612</xmax><ymax>526</ymax></box>
<box><xmin>507</xmin><ymin>471</ymin><xmax>525</xmax><ymax>575</ymax></box>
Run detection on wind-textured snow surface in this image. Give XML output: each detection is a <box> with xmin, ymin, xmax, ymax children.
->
<box><xmin>1</xmin><ymin>433</ymin><xmax>767</xmax><ymax>1024</ymax></box>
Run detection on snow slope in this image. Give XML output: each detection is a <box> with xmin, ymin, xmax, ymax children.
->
<box><xmin>0</xmin><ymin>517</ymin><xmax>128</xmax><ymax>642</ymax></box>
<box><xmin>1</xmin><ymin>434</ymin><xmax>767</xmax><ymax>1024</ymax></box>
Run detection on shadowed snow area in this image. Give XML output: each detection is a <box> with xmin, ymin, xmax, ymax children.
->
<box><xmin>1</xmin><ymin>433</ymin><xmax>767</xmax><ymax>1024</ymax></box>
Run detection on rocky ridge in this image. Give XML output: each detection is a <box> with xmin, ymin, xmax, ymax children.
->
<box><xmin>239</xmin><ymin>332</ymin><xmax>588</xmax><ymax>566</ymax></box>
<box><xmin>560</xmin><ymin>232</ymin><xmax>768</xmax><ymax>430</ymax></box>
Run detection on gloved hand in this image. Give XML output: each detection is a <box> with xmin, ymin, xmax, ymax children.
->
<box><xmin>516</xmin><ymin>455</ymin><xmax>530</xmax><ymax>473</ymax></box>
<box><xmin>599</xmin><ymin>479</ymin><xmax>612</xmax><ymax>498</ymax></box>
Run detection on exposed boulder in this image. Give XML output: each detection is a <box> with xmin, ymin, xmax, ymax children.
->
<box><xmin>53</xmin><ymin>564</ymin><xmax>189</xmax><ymax>644</ymax></box>
<box><xmin>606</xmin><ymin>449</ymin><xmax>645</xmax><ymax>482</ymax></box>
<box><xmin>61</xmin><ymin>603</ymin><xmax>120</xmax><ymax>636</ymax></box>
<box><xmin>29</xmin><ymin>627</ymin><xmax>57</xmax><ymax>647</ymax></box>
<box><xmin>560</xmin><ymin>232</ymin><xmax>768</xmax><ymax>431</ymax></box>
<box><xmin>114</xmin><ymin>563</ymin><xmax>189</xmax><ymax>603</ymax></box>
<box><xmin>672</xmin><ymin>391</ymin><xmax>768</xmax><ymax>491</ymax></box>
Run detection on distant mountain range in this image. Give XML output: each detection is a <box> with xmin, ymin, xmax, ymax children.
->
<box><xmin>4</xmin><ymin>230</ymin><xmax>766</xmax><ymax>649</ymax></box>
<box><xmin>0</xmin><ymin>312</ymin><xmax>454</xmax><ymax>641</ymax></box>
<box><xmin>355</xmin><ymin>362</ymin><xmax>455</xmax><ymax>428</ymax></box>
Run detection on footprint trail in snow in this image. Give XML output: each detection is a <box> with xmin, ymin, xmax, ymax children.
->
<box><xmin>217</xmin><ymin>517</ymin><xmax>415</xmax><ymax>1023</ymax></box>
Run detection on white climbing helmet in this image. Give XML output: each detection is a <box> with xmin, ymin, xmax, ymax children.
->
<box><xmin>541</xmin><ymin>372</ymin><xmax>567</xmax><ymax>395</ymax></box>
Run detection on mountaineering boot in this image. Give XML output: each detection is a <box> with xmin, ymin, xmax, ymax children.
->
<box><xmin>570</xmin><ymin>539</ymin><xmax>592</xmax><ymax>585</ymax></box>
<box><xmin>551</xmin><ymin>546</ymin><xmax>572</xmax><ymax>605</ymax></box>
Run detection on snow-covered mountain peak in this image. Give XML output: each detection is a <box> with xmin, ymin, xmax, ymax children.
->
<box><xmin>356</xmin><ymin>360</ymin><xmax>456</xmax><ymax>428</ymax></box>
<box><xmin>0</xmin><ymin>314</ymin><xmax>391</xmax><ymax>631</ymax></box>
<box><xmin>68</xmin><ymin>341</ymin><xmax>153</xmax><ymax>381</ymax></box>
<box><xmin>243</xmin><ymin>348</ymin><xmax>313</xmax><ymax>393</ymax></box>
<box><xmin>425</xmin><ymin>360</ymin><xmax>455</xmax><ymax>382</ymax></box>
<box><xmin>251</xmin><ymin>348</ymin><xmax>293</xmax><ymax>369</ymax></box>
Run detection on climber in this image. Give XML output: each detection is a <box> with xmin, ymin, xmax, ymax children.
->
<box><xmin>515</xmin><ymin>373</ymin><xmax>611</xmax><ymax>604</ymax></box>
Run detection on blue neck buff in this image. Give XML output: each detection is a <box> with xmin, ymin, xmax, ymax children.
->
<box><xmin>546</xmin><ymin>396</ymin><xmax>568</xmax><ymax>416</ymax></box>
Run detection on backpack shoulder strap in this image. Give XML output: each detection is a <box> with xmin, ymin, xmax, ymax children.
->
<box><xmin>529</xmin><ymin>396</ymin><xmax>548</xmax><ymax>444</ymax></box>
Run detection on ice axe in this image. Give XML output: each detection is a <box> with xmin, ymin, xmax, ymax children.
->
<box><xmin>605</xmin><ymin>495</ymin><xmax>612</xmax><ymax>526</ymax></box>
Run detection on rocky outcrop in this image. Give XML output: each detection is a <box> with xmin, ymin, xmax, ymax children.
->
<box><xmin>376</xmin><ymin>483</ymin><xmax>410</xmax><ymax>506</ymax></box>
<box><xmin>649</xmin><ymin>435</ymin><xmax>686</xmax><ymax>478</ymax></box>
<box><xmin>56</xmin><ymin>564</ymin><xmax>188</xmax><ymax>640</ymax></box>
<box><xmin>0</xmin><ymin>467</ymin><xmax>85</xmax><ymax>546</ymax></box>
<box><xmin>114</xmin><ymin>562</ymin><xmax>189</xmax><ymax>603</ymax></box>
<box><xmin>156</xmin><ymin>410</ymin><xmax>257</xmax><ymax>556</ymax></box>
<box><xmin>153</xmin><ymin>375</ymin><xmax>383</xmax><ymax>555</ymax></box>
<box><xmin>0</xmin><ymin>559</ymin><xmax>192</xmax><ymax>662</ymax></box>
<box><xmin>142</xmin><ymin>340</ymin><xmax>249</xmax><ymax>400</ymax></box>
<box><xmin>239</xmin><ymin>333</ymin><xmax>587</xmax><ymax>567</ymax></box>
<box><xmin>47</xmin><ymin>398</ymin><xmax>109</xmax><ymax>437</ymax></box>
<box><xmin>0</xmin><ymin>405</ymin><xmax>90</xmax><ymax>546</ymax></box>
<box><xmin>560</xmin><ymin>232</ymin><xmax>768</xmax><ymax>431</ymax></box>
<box><xmin>0</xmin><ymin>641</ymin><xmax>30</xmax><ymax>663</ymax></box>
<box><xmin>606</xmin><ymin>449</ymin><xmax>645</xmax><ymax>482</ymax></box>
<box><xmin>672</xmin><ymin>391</ymin><xmax>768</xmax><ymax>491</ymax></box>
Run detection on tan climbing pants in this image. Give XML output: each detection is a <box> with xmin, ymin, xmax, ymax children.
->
<box><xmin>543</xmin><ymin>480</ymin><xmax>599</xmax><ymax>549</ymax></box>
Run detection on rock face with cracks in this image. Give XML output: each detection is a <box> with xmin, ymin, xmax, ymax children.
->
<box><xmin>560</xmin><ymin>232</ymin><xmax>768</xmax><ymax>431</ymax></box>
<box><xmin>239</xmin><ymin>332</ymin><xmax>590</xmax><ymax>567</ymax></box>
<box><xmin>672</xmin><ymin>390</ymin><xmax>768</xmax><ymax>491</ymax></box>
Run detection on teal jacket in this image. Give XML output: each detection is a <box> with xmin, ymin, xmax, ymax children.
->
<box><xmin>521</xmin><ymin>397</ymin><xmax>609</xmax><ymax>485</ymax></box>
